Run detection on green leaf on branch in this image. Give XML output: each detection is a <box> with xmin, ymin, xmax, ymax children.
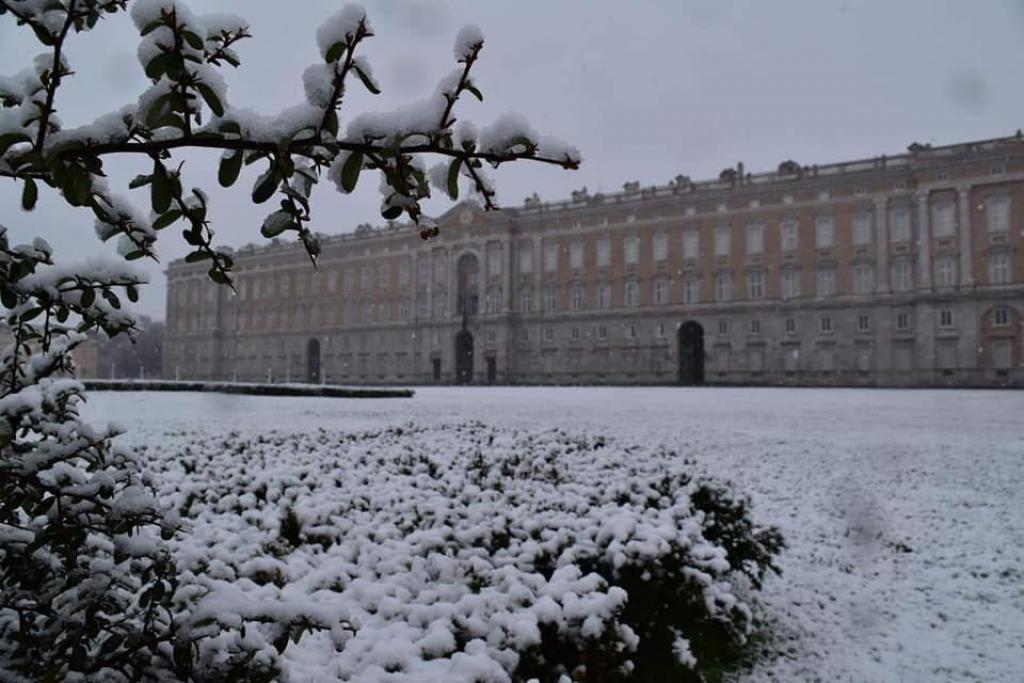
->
<box><xmin>128</xmin><ymin>174</ymin><xmax>152</xmax><ymax>189</ymax></box>
<box><xmin>183</xmin><ymin>30</ymin><xmax>204</xmax><ymax>50</ymax></box>
<box><xmin>447</xmin><ymin>159</ymin><xmax>462</xmax><ymax>200</ymax></box>
<box><xmin>325</xmin><ymin>41</ymin><xmax>346</xmax><ymax>63</ymax></box>
<box><xmin>195</xmin><ymin>82</ymin><xmax>224</xmax><ymax>117</ymax></box>
<box><xmin>184</xmin><ymin>250</ymin><xmax>207</xmax><ymax>264</ymax></box>
<box><xmin>151</xmin><ymin>164</ymin><xmax>172</xmax><ymax>213</ymax></box>
<box><xmin>208</xmin><ymin>267</ymin><xmax>229</xmax><ymax>285</ymax></box>
<box><xmin>22</xmin><ymin>178</ymin><xmax>38</xmax><ymax>211</ymax></box>
<box><xmin>340</xmin><ymin>152</ymin><xmax>363</xmax><ymax>193</ymax></box>
<box><xmin>252</xmin><ymin>168</ymin><xmax>280</xmax><ymax>204</ymax></box>
<box><xmin>153</xmin><ymin>209</ymin><xmax>182</xmax><ymax>230</ymax></box>
<box><xmin>144</xmin><ymin>52</ymin><xmax>173</xmax><ymax>80</ymax></box>
<box><xmin>140</xmin><ymin>19</ymin><xmax>164</xmax><ymax>36</ymax></box>
<box><xmin>218</xmin><ymin>151</ymin><xmax>242</xmax><ymax>187</ymax></box>
<box><xmin>80</xmin><ymin>288</ymin><xmax>96</xmax><ymax>308</ymax></box>
<box><xmin>466</xmin><ymin>83</ymin><xmax>483</xmax><ymax>101</ymax></box>
<box><xmin>260</xmin><ymin>210</ymin><xmax>294</xmax><ymax>238</ymax></box>
<box><xmin>0</xmin><ymin>132</ymin><xmax>31</xmax><ymax>158</ymax></box>
<box><xmin>381</xmin><ymin>204</ymin><xmax>403</xmax><ymax>220</ymax></box>
<box><xmin>353</xmin><ymin>64</ymin><xmax>380</xmax><ymax>95</ymax></box>
<box><xmin>126</xmin><ymin>285</ymin><xmax>139</xmax><ymax>303</ymax></box>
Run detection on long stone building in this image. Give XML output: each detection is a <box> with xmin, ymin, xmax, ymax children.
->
<box><xmin>163</xmin><ymin>134</ymin><xmax>1024</xmax><ymax>387</ymax></box>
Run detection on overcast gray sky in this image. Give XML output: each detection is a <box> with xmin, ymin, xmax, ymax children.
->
<box><xmin>3</xmin><ymin>0</ymin><xmax>1023</xmax><ymax>320</ymax></box>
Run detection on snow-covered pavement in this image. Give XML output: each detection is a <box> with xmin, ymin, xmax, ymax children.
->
<box><xmin>83</xmin><ymin>387</ymin><xmax>1024</xmax><ymax>682</ymax></box>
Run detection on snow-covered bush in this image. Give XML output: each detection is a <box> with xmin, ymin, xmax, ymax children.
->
<box><xmin>138</xmin><ymin>424</ymin><xmax>783</xmax><ymax>682</ymax></box>
<box><xmin>2</xmin><ymin>0</ymin><xmax>577</xmax><ymax>679</ymax></box>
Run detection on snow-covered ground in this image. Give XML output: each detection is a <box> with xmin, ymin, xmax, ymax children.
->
<box><xmin>83</xmin><ymin>387</ymin><xmax>1024</xmax><ymax>682</ymax></box>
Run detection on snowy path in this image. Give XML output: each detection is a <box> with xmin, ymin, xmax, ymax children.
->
<box><xmin>84</xmin><ymin>387</ymin><xmax>1024</xmax><ymax>682</ymax></box>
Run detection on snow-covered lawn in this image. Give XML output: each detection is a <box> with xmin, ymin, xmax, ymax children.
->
<box><xmin>84</xmin><ymin>387</ymin><xmax>1024</xmax><ymax>682</ymax></box>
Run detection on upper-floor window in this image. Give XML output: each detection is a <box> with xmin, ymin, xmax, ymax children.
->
<box><xmin>624</xmin><ymin>279</ymin><xmax>639</xmax><ymax>306</ymax></box>
<box><xmin>544</xmin><ymin>327</ymin><xmax>554</xmax><ymax>342</ymax></box>
<box><xmin>596</xmin><ymin>238</ymin><xmax>611</xmax><ymax>267</ymax></box>
<box><xmin>570</xmin><ymin>283</ymin><xmax>583</xmax><ymax>310</ymax></box>
<box><xmin>485</xmin><ymin>287</ymin><xmax>502</xmax><ymax>314</ymax></box>
<box><xmin>714</xmin><ymin>226</ymin><xmax>731</xmax><ymax>256</ymax></box>
<box><xmin>653</xmin><ymin>233</ymin><xmax>669</xmax><ymax>262</ymax></box>
<box><xmin>624</xmin><ymin>236</ymin><xmax>640</xmax><ymax>265</ymax></box>
<box><xmin>746</xmin><ymin>223</ymin><xmax>764</xmax><ymax>255</ymax></box>
<box><xmin>853</xmin><ymin>264</ymin><xmax>874</xmax><ymax>294</ymax></box>
<box><xmin>857</xmin><ymin>314</ymin><xmax>870</xmax><ymax>331</ymax></box>
<box><xmin>750</xmin><ymin>319</ymin><xmax>761</xmax><ymax>334</ymax></box>
<box><xmin>570</xmin><ymin>241</ymin><xmax>584</xmax><ymax>269</ymax></box>
<box><xmin>890</xmin><ymin>205</ymin><xmax>911</xmax><ymax>242</ymax></box>
<box><xmin>852</xmin><ymin>212</ymin><xmax>872</xmax><ymax>246</ymax></box>
<box><xmin>785</xmin><ymin>317</ymin><xmax>796</xmax><ymax>334</ymax></box>
<box><xmin>932</xmin><ymin>201</ymin><xmax>956</xmax><ymax>237</ymax></box>
<box><xmin>717</xmin><ymin>319</ymin><xmax>729</xmax><ymax>335</ymax></box>
<box><xmin>518</xmin><ymin>246</ymin><xmax>534</xmax><ymax>274</ymax></box>
<box><xmin>747</xmin><ymin>270</ymin><xmax>765</xmax><ymax>300</ymax></box>
<box><xmin>820</xmin><ymin>315</ymin><xmax>833</xmax><ymax>333</ymax></box>
<box><xmin>781</xmin><ymin>269</ymin><xmax>801</xmax><ymax>300</ymax></box>
<box><xmin>596</xmin><ymin>325</ymin><xmax>607</xmax><ymax>340</ymax></box>
<box><xmin>627</xmin><ymin>324</ymin><xmax>638</xmax><ymax>339</ymax></box>
<box><xmin>571</xmin><ymin>326</ymin><xmax>581</xmax><ymax>341</ymax></box>
<box><xmin>398</xmin><ymin>260</ymin><xmax>411</xmax><ymax>286</ymax></box>
<box><xmin>815</xmin><ymin>215</ymin><xmax>834</xmax><ymax>248</ymax></box>
<box><xmin>487</xmin><ymin>247</ymin><xmax>502</xmax><ymax>276</ymax></box>
<box><xmin>544</xmin><ymin>284</ymin><xmax>558</xmax><ymax>311</ymax></box>
<box><xmin>596</xmin><ymin>282</ymin><xmax>611</xmax><ymax>308</ymax></box>
<box><xmin>683</xmin><ymin>231</ymin><xmax>700</xmax><ymax>259</ymax></box>
<box><xmin>544</xmin><ymin>243</ymin><xmax>559</xmax><ymax>272</ymax></box>
<box><xmin>988</xmin><ymin>252</ymin><xmax>1011</xmax><ymax>284</ymax></box>
<box><xmin>781</xmin><ymin>218</ymin><xmax>799</xmax><ymax>252</ymax></box>
<box><xmin>815</xmin><ymin>267</ymin><xmax>836</xmax><ymax>297</ymax></box>
<box><xmin>993</xmin><ymin>307</ymin><xmax>1010</xmax><ymax>327</ymax></box>
<box><xmin>895</xmin><ymin>311</ymin><xmax>911</xmax><ymax>330</ymax></box>
<box><xmin>714</xmin><ymin>271</ymin><xmax>731</xmax><ymax>302</ymax></box>
<box><xmin>416</xmin><ymin>260</ymin><xmax>428</xmax><ymax>285</ymax></box>
<box><xmin>935</xmin><ymin>257</ymin><xmax>957</xmax><ymax>287</ymax></box>
<box><xmin>683</xmin><ymin>276</ymin><xmax>700</xmax><ymax>304</ymax></box>
<box><xmin>938</xmin><ymin>309</ymin><xmax>954</xmax><ymax>328</ymax></box>
<box><xmin>653</xmin><ymin>278</ymin><xmax>668</xmax><ymax>305</ymax></box>
<box><xmin>891</xmin><ymin>258</ymin><xmax>914</xmax><ymax>292</ymax></box>
<box><xmin>380</xmin><ymin>263</ymin><xmax>391</xmax><ymax>289</ymax></box>
<box><xmin>518</xmin><ymin>287</ymin><xmax>532</xmax><ymax>313</ymax></box>
<box><xmin>433</xmin><ymin>254</ymin><xmax>447</xmax><ymax>281</ymax></box>
<box><xmin>986</xmin><ymin>194</ymin><xmax>1010</xmax><ymax>233</ymax></box>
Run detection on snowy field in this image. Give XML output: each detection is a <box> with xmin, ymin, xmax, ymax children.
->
<box><xmin>83</xmin><ymin>387</ymin><xmax>1024</xmax><ymax>682</ymax></box>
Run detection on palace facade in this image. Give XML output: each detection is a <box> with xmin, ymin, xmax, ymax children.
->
<box><xmin>163</xmin><ymin>135</ymin><xmax>1024</xmax><ymax>387</ymax></box>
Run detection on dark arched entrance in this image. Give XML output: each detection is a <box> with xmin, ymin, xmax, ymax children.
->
<box><xmin>306</xmin><ymin>338</ymin><xmax>321</xmax><ymax>384</ymax></box>
<box><xmin>456</xmin><ymin>253</ymin><xmax>480</xmax><ymax>316</ymax></box>
<box><xmin>455</xmin><ymin>329</ymin><xmax>474</xmax><ymax>384</ymax></box>
<box><xmin>678</xmin><ymin>321</ymin><xmax>705</xmax><ymax>386</ymax></box>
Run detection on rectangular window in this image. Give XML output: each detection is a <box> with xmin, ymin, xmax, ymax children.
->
<box><xmin>571</xmin><ymin>326</ymin><xmax>580</xmax><ymax>341</ymax></box>
<box><xmin>596</xmin><ymin>325</ymin><xmax>607</xmax><ymax>340</ymax></box>
<box><xmin>857</xmin><ymin>314</ymin><xmax>870</xmax><ymax>331</ymax></box>
<box><xmin>624</xmin><ymin>236</ymin><xmax>640</xmax><ymax>265</ymax></box>
<box><xmin>544</xmin><ymin>284</ymin><xmax>558</xmax><ymax>311</ymax></box>
<box><xmin>852</xmin><ymin>212</ymin><xmax>872</xmax><ymax>246</ymax></box>
<box><xmin>746</xmin><ymin>223</ymin><xmax>764</xmax><ymax>255</ymax></box>
<box><xmin>596</xmin><ymin>238</ymin><xmax>611</xmax><ymax>267</ymax></box>
<box><xmin>853</xmin><ymin>264</ymin><xmax>874</xmax><ymax>294</ymax></box>
<box><xmin>815</xmin><ymin>215</ymin><xmax>834</xmax><ymax>248</ymax></box>
<box><xmin>380</xmin><ymin>263</ymin><xmax>391</xmax><ymax>289</ymax></box>
<box><xmin>820</xmin><ymin>316</ymin><xmax>833</xmax><ymax>333</ymax></box>
<box><xmin>570</xmin><ymin>241</ymin><xmax>584</xmax><ymax>269</ymax></box>
<box><xmin>718</xmin><ymin>320</ymin><xmax>729</xmax><ymax>335</ymax></box>
<box><xmin>544</xmin><ymin>327</ymin><xmax>554</xmax><ymax>342</ymax></box>
<box><xmin>683</xmin><ymin>276</ymin><xmax>700</xmax><ymax>304</ymax></box>
<box><xmin>992</xmin><ymin>339</ymin><xmax>1012</xmax><ymax>369</ymax></box>
<box><xmin>488</xmin><ymin>247</ymin><xmax>502</xmax><ymax>276</ymax></box>
<box><xmin>714</xmin><ymin>271</ymin><xmax>731</xmax><ymax>302</ymax></box>
<box><xmin>399</xmin><ymin>260</ymin><xmax>411</xmax><ymax>286</ymax></box>
<box><xmin>416</xmin><ymin>261</ymin><xmax>428</xmax><ymax>284</ymax></box>
<box><xmin>361</xmin><ymin>266</ymin><xmax>372</xmax><ymax>289</ymax></box>
<box><xmin>519</xmin><ymin>246</ymin><xmax>534</xmax><ymax>274</ymax></box>
<box><xmin>683</xmin><ymin>231</ymin><xmax>700</xmax><ymax>259</ymax></box>
<box><xmin>714</xmin><ymin>226</ymin><xmax>731</xmax><ymax>256</ymax></box>
<box><xmin>816</xmin><ymin>268</ymin><xmax>836</xmax><ymax>297</ymax></box>
<box><xmin>624</xmin><ymin>280</ymin><xmax>639</xmax><ymax>306</ymax></box>
<box><xmin>932</xmin><ymin>202</ymin><xmax>956</xmax><ymax>237</ymax></box>
<box><xmin>785</xmin><ymin>317</ymin><xmax>796</xmax><ymax>334</ymax></box>
<box><xmin>987</xmin><ymin>195</ymin><xmax>1010</xmax><ymax>233</ymax></box>
<box><xmin>891</xmin><ymin>259</ymin><xmax>914</xmax><ymax>292</ymax></box>
<box><xmin>890</xmin><ymin>205</ymin><xmax>911</xmax><ymax>242</ymax></box>
<box><xmin>656</xmin><ymin>323</ymin><xmax>665</xmax><ymax>338</ymax></box>
<box><xmin>993</xmin><ymin>307</ymin><xmax>1009</xmax><ymax>326</ymax></box>
<box><xmin>747</xmin><ymin>270</ymin><xmax>765</xmax><ymax>300</ymax></box>
<box><xmin>781</xmin><ymin>218</ymin><xmax>799</xmax><ymax>251</ymax></box>
<box><xmin>627</xmin><ymin>324</ymin><xmax>637</xmax><ymax>339</ymax></box>
<box><xmin>544</xmin><ymin>243</ymin><xmax>559</xmax><ymax>272</ymax></box>
<box><xmin>896</xmin><ymin>312</ymin><xmax>911</xmax><ymax>330</ymax></box>
<box><xmin>653</xmin><ymin>233</ymin><xmax>669</xmax><ymax>261</ymax></box>
<box><xmin>653</xmin><ymin>278</ymin><xmax>668</xmax><ymax>305</ymax></box>
<box><xmin>750</xmin><ymin>319</ymin><xmax>761</xmax><ymax>334</ymax></box>
<box><xmin>781</xmin><ymin>269</ymin><xmax>801</xmax><ymax>300</ymax></box>
<box><xmin>570</xmin><ymin>284</ymin><xmax>583</xmax><ymax>310</ymax></box>
<box><xmin>596</xmin><ymin>283</ymin><xmax>611</xmax><ymax>308</ymax></box>
<box><xmin>519</xmin><ymin>329</ymin><xmax>529</xmax><ymax>342</ymax></box>
<box><xmin>939</xmin><ymin>309</ymin><xmax>954</xmax><ymax>328</ymax></box>
<box><xmin>519</xmin><ymin>288</ymin><xmax>532</xmax><ymax>313</ymax></box>
<box><xmin>935</xmin><ymin>257</ymin><xmax>957</xmax><ymax>287</ymax></box>
<box><xmin>988</xmin><ymin>252</ymin><xmax>1011</xmax><ymax>284</ymax></box>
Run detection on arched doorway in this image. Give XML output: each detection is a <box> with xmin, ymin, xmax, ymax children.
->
<box><xmin>456</xmin><ymin>253</ymin><xmax>480</xmax><ymax>317</ymax></box>
<box><xmin>678</xmin><ymin>321</ymin><xmax>705</xmax><ymax>386</ymax></box>
<box><xmin>455</xmin><ymin>329</ymin><xmax>474</xmax><ymax>384</ymax></box>
<box><xmin>306</xmin><ymin>338</ymin><xmax>321</xmax><ymax>384</ymax></box>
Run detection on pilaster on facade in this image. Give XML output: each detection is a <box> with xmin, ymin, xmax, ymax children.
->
<box><xmin>873</xmin><ymin>196</ymin><xmax>890</xmax><ymax>293</ymax></box>
<box><xmin>957</xmin><ymin>185</ymin><xmax>974</xmax><ymax>286</ymax></box>
<box><xmin>915</xmin><ymin>191</ymin><xmax>932</xmax><ymax>290</ymax></box>
<box><xmin>501</xmin><ymin>237</ymin><xmax>512</xmax><ymax>314</ymax></box>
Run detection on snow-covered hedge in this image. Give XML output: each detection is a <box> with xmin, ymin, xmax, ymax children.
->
<box><xmin>143</xmin><ymin>423</ymin><xmax>784</xmax><ymax>682</ymax></box>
